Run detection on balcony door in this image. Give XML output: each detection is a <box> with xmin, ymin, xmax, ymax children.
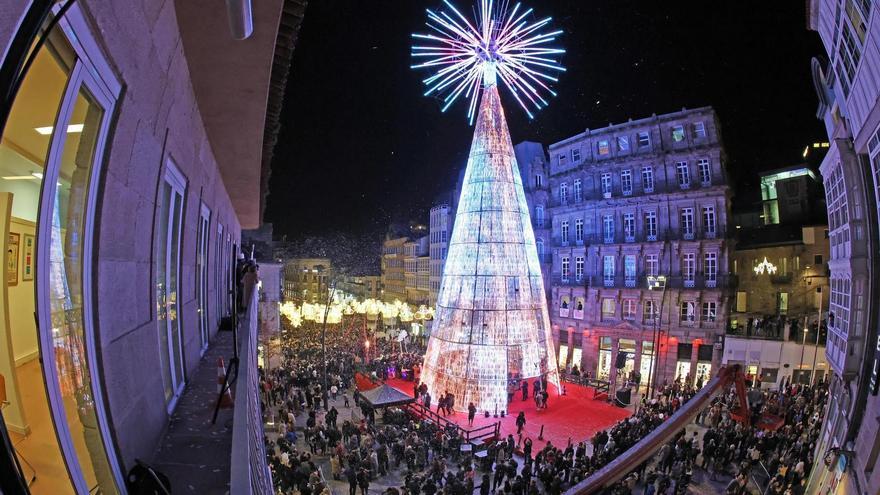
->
<box><xmin>156</xmin><ymin>160</ymin><xmax>187</xmax><ymax>412</ymax></box>
<box><xmin>26</xmin><ymin>6</ymin><xmax>125</xmax><ymax>494</ymax></box>
<box><xmin>197</xmin><ymin>203</ymin><xmax>211</xmax><ymax>353</ymax></box>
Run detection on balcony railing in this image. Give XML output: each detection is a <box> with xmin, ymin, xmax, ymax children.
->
<box><xmin>551</xmin><ymin>274</ymin><xmax>738</xmax><ymax>290</ymax></box>
<box><xmin>230</xmin><ymin>285</ymin><xmax>273</xmax><ymax>494</ymax></box>
<box><xmin>549</xmin><ymin>180</ymin><xmax>727</xmax><ymax>207</ymax></box>
<box><xmin>769</xmin><ymin>273</ymin><xmax>793</xmax><ymax>284</ymax></box>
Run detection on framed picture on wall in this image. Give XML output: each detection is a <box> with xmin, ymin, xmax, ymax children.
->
<box><xmin>7</xmin><ymin>232</ymin><xmax>19</xmax><ymax>286</ymax></box>
<box><xmin>22</xmin><ymin>234</ymin><xmax>34</xmax><ymax>281</ymax></box>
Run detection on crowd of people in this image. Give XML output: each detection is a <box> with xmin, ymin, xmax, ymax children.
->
<box><xmin>259</xmin><ymin>312</ymin><xmax>827</xmax><ymax>495</ymax></box>
<box><xmin>728</xmin><ymin>315</ymin><xmax>827</xmax><ymax>345</ymax></box>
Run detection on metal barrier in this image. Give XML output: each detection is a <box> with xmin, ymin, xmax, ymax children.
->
<box><xmin>560</xmin><ymin>374</ymin><xmax>610</xmax><ymax>399</ymax></box>
<box><xmin>400</xmin><ymin>401</ymin><xmax>500</xmax><ymax>445</ymax></box>
<box><xmin>230</xmin><ymin>286</ymin><xmax>274</xmax><ymax>494</ymax></box>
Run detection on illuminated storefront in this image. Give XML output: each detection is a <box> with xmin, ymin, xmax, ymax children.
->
<box><xmin>598</xmin><ymin>337</ymin><xmax>613</xmax><ymax>380</ymax></box>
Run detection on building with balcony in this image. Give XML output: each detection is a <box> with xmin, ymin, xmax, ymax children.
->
<box><xmin>759</xmin><ymin>166</ymin><xmax>828</xmax><ymax>226</ymax></box>
<box><xmin>338</xmin><ymin>274</ymin><xmax>382</xmax><ymax>300</ymax></box>
<box><xmin>730</xmin><ymin>225</ymin><xmax>830</xmax><ymax>340</ymax></box>
<box><xmin>381</xmin><ymin>237</ymin><xmax>407</xmax><ymax>302</ymax></box>
<box><xmin>546</xmin><ymin>107</ymin><xmax>734</xmax><ymax>391</ymax></box>
<box><xmin>404</xmin><ymin>236</ymin><xmax>429</xmax><ymax>305</ymax></box>
<box><xmin>428</xmin><ymin>203</ymin><xmax>452</xmax><ymax>305</ymax></box>
<box><xmin>0</xmin><ymin>1</ymin><xmax>306</xmax><ymax>492</ymax></box>
<box><xmin>515</xmin><ymin>141</ymin><xmax>553</xmax><ymax>293</ymax></box>
<box><xmin>282</xmin><ymin>258</ymin><xmax>332</xmax><ymax>303</ymax></box>
<box><xmin>807</xmin><ymin>1</ymin><xmax>880</xmax><ymax>492</ymax></box>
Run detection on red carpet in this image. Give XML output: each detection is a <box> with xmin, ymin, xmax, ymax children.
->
<box><xmin>383</xmin><ymin>377</ymin><xmax>631</xmax><ymax>451</ymax></box>
<box><xmin>355</xmin><ymin>372</ymin><xmax>381</xmax><ymax>391</ymax></box>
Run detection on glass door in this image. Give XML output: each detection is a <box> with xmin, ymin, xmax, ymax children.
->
<box><xmin>197</xmin><ymin>203</ymin><xmax>210</xmax><ymax>353</ymax></box>
<box><xmin>35</xmin><ymin>54</ymin><xmax>121</xmax><ymax>495</ymax></box>
<box><xmin>156</xmin><ymin>160</ymin><xmax>187</xmax><ymax>412</ymax></box>
<box><xmin>216</xmin><ymin>223</ymin><xmax>224</xmax><ymax>321</ymax></box>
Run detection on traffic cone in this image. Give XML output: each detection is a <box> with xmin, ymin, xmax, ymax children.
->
<box><xmin>217</xmin><ymin>357</ymin><xmax>234</xmax><ymax>409</ymax></box>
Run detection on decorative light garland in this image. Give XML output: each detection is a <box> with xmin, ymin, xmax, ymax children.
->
<box><xmin>753</xmin><ymin>257</ymin><xmax>778</xmax><ymax>275</ymax></box>
<box><xmin>279</xmin><ymin>297</ymin><xmax>434</xmax><ymax>329</ymax></box>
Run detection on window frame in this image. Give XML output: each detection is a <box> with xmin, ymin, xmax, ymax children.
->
<box><xmin>621</xmin><ymin>169</ymin><xmax>633</xmax><ymax>196</ymax></box>
<box><xmin>30</xmin><ymin>6</ymin><xmax>126</xmax><ymax>492</ymax></box>
<box><xmin>676</xmin><ymin>161</ymin><xmax>691</xmax><ymax>189</ymax></box>
<box><xmin>642</xmin><ymin>166</ymin><xmax>654</xmax><ymax>193</ymax></box>
<box><xmin>672</xmin><ymin>125</ymin><xmax>686</xmax><ymax>143</ymax></box>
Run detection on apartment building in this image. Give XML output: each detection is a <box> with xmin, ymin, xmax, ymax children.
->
<box><xmin>546</xmin><ymin>107</ymin><xmax>734</xmax><ymax>391</ymax></box>
<box><xmin>807</xmin><ymin>1</ymin><xmax>880</xmax><ymax>492</ymax></box>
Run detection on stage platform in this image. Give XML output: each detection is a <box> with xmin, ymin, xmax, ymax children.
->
<box><xmin>382</xmin><ymin>377</ymin><xmax>631</xmax><ymax>452</ymax></box>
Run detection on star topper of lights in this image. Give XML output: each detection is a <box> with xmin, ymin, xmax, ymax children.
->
<box><xmin>411</xmin><ymin>0</ymin><xmax>566</xmax><ymax>124</ymax></box>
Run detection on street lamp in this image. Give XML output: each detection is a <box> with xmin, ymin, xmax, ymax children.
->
<box><xmin>316</xmin><ymin>265</ymin><xmax>337</xmax><ymax>411</ymax></box>
<box><xmin>646</xmin><ymin>275</ymin><xmax>667</xmax><ymax>399</ymax></box>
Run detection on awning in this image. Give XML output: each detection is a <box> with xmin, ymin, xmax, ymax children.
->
<box><xmin>359</xmin><ymin>384</ymin><xmax>414</xmax><ymax>409</ymax></box>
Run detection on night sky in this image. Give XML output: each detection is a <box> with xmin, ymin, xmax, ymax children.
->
<box><xmin>265</xmin><ymin>1</ymin><xmax>826</xmax><ymax>240</ymax></box>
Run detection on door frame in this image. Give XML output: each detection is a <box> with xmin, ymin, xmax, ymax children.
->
<box><xmin>34</xmin><ymin>57</ymin><xmax>121</xmax><ymax>495</ymax></box>
<box><xmin>160</xmin><ymin>157</ymin><xmax>187</xmax><ymax>414</ymax></box>
<box><xmin>197</xmin><ymin>202</ymin><xmax>211</xmax><ymax>354</ymax></box>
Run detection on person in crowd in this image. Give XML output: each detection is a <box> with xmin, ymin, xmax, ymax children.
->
<box><xmin>264</xmin><ymin>308</ymin><xmax>828</xmax><ymax>495</ymax></box>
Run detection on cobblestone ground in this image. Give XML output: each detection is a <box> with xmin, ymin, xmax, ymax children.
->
<box><xmin>266</xmin><ymin>388</ymin><xmax>759</xmax><ymax>494</ymax></box>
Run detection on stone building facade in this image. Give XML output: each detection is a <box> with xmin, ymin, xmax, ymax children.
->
<box><xmin>283</xmin><ymin>258</ymin><xmax>332</xmax><ymax>302</ymax></box>
<box><xmin>545</xmin><ymin>107</ymin><xmax>734</xmax><ymax>391</ymax></box>
<box><xmin>404</xmin><ymin>236</ymin><xmax>429</xmax><ymax>305</ymax></box>
<box><xmin>381</xmin><ymin>237</ymin><xmax>408</xmax><ymax>302</ymax></box>
<box><xmin>515</xmin><ymin>141</ymin><xmax>553</xmax><ymax>293</ymax></box>
<box><xmin>429</xmin><ymin>204</ymin><xmax>453</xmax><ymax>305</ymax></box>
<box><xmin>729</xmin><ymin>225</ymin><xmax>830</xmax><ymax>342</ymax></box>
<box><xmin>807</xmin><ymin>1</ymin><xmax>880</xmax><ymax>492</ymax></box>
<box><xmin>0</xmin><ymin>0</ymin><xmax>303</xmax><ymax>491</ymax></box>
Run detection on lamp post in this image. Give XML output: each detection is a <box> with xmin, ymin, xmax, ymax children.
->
<box><xmin>317</xmin><ymin>265</ymin><xmax>337</xmax><ymax>411</ymax></box>
<box><xmin>799</xmin><ymin>315</ymin><xmax>809</xmax><ymax>385</ymax></box>
<box><xmin>646</xmin><ymin>275</ymin><xmax>667</xmax><ymax>399</ymax></box>
<box><xmin>811</xmin><ymin>286</ymin><xmax>823</xmax><ymax>385</ymax></box>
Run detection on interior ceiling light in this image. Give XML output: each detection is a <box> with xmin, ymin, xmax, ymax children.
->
<box><xmin>31</xmin><ymin>172</ymin><xmax>43</xmax><ymax>179</ymax></box>
<box><xmin>2</xmin><ymin>175</ymin><xmax>37</xmax><ymax>180</ymax></box>
<box><xmin>34</xmin><ymin>123</ymin><xmax>84</xmax><ymax>135</ymax></box>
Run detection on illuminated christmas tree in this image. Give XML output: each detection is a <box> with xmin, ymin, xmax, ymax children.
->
<box><xmin>412</xmin><ymin>0</ymin><xmax>564</xmax><ymax>412</ymax></box>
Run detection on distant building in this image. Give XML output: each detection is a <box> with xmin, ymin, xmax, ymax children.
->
<box><xmin>730</xmin><ymin>225</ymin><xmax>830</xmax><ymax>335</ymax></box>
<box><xmin>758</xmin><ymin>166</ymin><xmax>826</xmax><ymax>226</ymax></box>
<box><xmin>429</xmin><ymin>204</ymin><xmax>453</xmax><ymax>305</ymax></box>
<box><xmin>381</xmin><ymin>237</ymin><xmax>407</xmax><ymax>302</ymax></box>
<box><xmin>807</xmin><ymin>1</ymin><xmax>880</xmax><ymax>492</ymax></box>
<box><xmin>338</xmin><ymin>274</ymin><xmax>382</xmax><ymax>300</ymax></box>
<box><xmin>404</xmin><ymin>236</ymin><xmax>430</xmax><ymax>305</ymax></box>
<box><xmin>727</xmin><ymin>225</ymin><xmax>831</xmax><ymax>386</ymax></box>
<box><xmin>515</xmin><ymin>141</ymin><xmax>553</xmax><ymax>293</ymax></box>
<box><xmin>283</xmin><ymin>258</ymin><xmax>332</xmax><ymax>303</ymax></box>
<box><xmin>721</xmin><ymin>335</ymin><xmax>828</xmax><ymax>389</ymax></box>
<box><xmin>258</xmin><ymin>262</ymin><xmax>284</xmax><ymax>337</ymax></box>
<box><xmin>546</xmin><ymin>107</ymin><xmax>734</xmax><ymax>390</ymax></box>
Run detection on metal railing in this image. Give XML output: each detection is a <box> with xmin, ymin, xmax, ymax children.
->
<box><xmin>550</xmin><ymin>274</ymin><xmax>738</xmax><ymax>290</ymax></box>
<box><xmin>549</xmin><ymin>180</ymin><xmax>727</xmax><ymax>207</ymax></box>
<box><xmin>230</xmin><ymin>286</ymin><xmax>273</xmax><ymax>494</ymax></box>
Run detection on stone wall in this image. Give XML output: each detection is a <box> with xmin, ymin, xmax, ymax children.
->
<box><xmin>80</xmin><ymin>0</ymin><xmax>241</xmax><ymax>468</ymax></box>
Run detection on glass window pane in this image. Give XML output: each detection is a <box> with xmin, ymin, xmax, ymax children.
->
<box><xmin>49</xmin><ymin>84</ymin><xmax>118</xmax><ymax>492</ymax></box>
<box><xmin>0</xmin><ymin>29</ymin><xmax>74</xmax><ymax>494</ymax></box>
<box><xmin>170</xmin><ymin>194</ymin><xmax>185</xmax><ymax>384</ymax></box>
<box><xmin>156</xmin><ymin>184</ymin><xmax>173</xmax><ymax>401</ymax></box>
